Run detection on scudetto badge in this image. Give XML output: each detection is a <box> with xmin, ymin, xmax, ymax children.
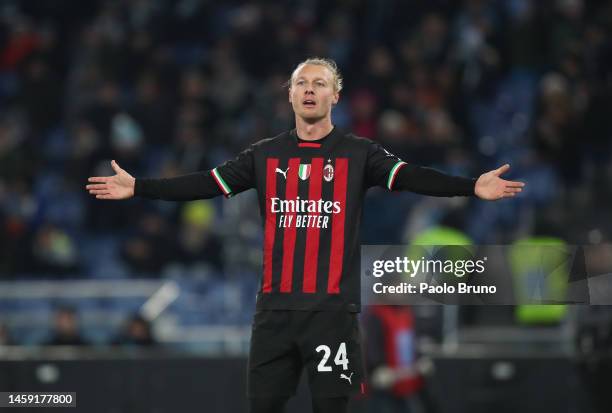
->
<box><xmin>298</xmin><ymin>164</ymin><xmax>311</xmax><ymax>180</ymax></box>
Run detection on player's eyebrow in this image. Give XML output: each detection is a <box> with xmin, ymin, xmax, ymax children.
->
<box><xmin>295</xmin><ymin>77</ymin><xmax>328</xmax><ymax>83</ymax></box>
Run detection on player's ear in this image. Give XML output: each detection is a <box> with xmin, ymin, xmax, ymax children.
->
<box><xmin>332</xmin><ymin>91</ymin><xmax>339</xmax><ymax>106</ymax></box>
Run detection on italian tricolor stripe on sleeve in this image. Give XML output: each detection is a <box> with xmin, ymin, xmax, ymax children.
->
<box><xmin>211</xmin><ymin>167</ymin><xmax>232</xmax><ymax>197</ymax></box>
<box><xmin>387</xmin><ymin>161</ymin><xmax>407</xmax><ymax>190</ymax></box>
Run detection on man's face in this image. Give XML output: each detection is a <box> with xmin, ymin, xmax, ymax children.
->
<box><xmin>55</xmin><ymin>311</ymin><xmax>77</xmax><ymax>335</ymax></box>
<box><xmin>289</xmin><ymin>64</ymin><xmax>339</xmax><ymax>122</ymax></box>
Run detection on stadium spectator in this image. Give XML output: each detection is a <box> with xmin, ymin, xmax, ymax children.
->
<box><xmin>44</xmin><ymin>306</ymin><xmax>89</xmax><ymax>346</ymax></box>
<box><xmin>362</xmin><ymin>305</ymin><xmax>436</xmax><ymax>413</ymax></box>
<box><xmin>113</xmin><ymin>314</ymin><xmax>156</xmax><ymax>347</ymax></box>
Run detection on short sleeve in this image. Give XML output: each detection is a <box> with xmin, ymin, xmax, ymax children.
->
<box><xmin>365</xmin><ymin>141</ymin><xmax>408</xmax><ymax>190</ymax></box>
<box><xmin>210</xmin><ymin>145</ymin><xmax>255</xmax><ymax>197</ymax></box>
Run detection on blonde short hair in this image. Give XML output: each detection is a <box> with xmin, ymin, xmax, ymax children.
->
<box><xmin>289</xmin><ymin>57</ymin><xmax>343</xmax><ymax>93</ymax></box>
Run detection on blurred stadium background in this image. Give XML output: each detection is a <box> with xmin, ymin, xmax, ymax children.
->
<box><xmin>0</xmin><ymin>0</ymin><xmax>611</xmax><ymax>412</ymax></box>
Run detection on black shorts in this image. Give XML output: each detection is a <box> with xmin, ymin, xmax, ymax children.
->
<box><xmin>247</xmin><ymin>310</ymin><xmax>366</xmax><ymax>398</ymax></box>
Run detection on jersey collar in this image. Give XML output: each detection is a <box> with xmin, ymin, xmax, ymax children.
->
<box><xmin>290</xmin><ymin>126</ymin><xmax>342</xmax><ymax>150</ymax></box>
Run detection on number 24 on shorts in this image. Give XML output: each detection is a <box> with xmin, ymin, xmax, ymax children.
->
<box><xmin>315</xmin><ymin>342</ymin><xmax>349</xmax><ymax>372</ymax></box>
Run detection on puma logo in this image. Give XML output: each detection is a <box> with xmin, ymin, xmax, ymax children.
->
<box><xmin>340</xmin><ymin>372</ymin><xmax>354</xmax><ymax>385</ymax></box>
<box><xmin>275</xmin><ymin>167</ymin><xmax>289</xmax><ymax>179</ymax></box>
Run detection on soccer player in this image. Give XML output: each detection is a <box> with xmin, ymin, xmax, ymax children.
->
<box><xmin>86</xmin><ymin>58</ymin><xmax>524</xmax><ymax>413</ymax></box>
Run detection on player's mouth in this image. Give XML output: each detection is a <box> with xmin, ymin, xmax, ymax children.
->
<box><xmin>302</xmin><ymin>99</ymin><xmax>317</xmax><ymax>108</ymax></box>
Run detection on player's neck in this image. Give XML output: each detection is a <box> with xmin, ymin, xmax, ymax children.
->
<box><xmin>294</xmin><ymin>116</ymin><xmax>334</xmax><ymax>141</ymax></box>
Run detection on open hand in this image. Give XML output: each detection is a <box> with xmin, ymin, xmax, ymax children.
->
<box><xmin>475</xmin><ymin>164</ymin><xmax>525</xmax><ymax>200</ymax></box>
<box><xmin>86</xmin><ymin>160</ymin><xmax>135</xmax><ymax>200</ymax></box>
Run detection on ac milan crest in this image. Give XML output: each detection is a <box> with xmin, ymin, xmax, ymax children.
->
<box><xmin>323</xmin><ymin>163</ymin><xmax>334</xmax><ymax>182</ymax></box>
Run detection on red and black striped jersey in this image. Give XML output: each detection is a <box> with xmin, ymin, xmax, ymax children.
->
<box><xmin>210</xmin><ymin>127</ymin><xmax>417</xmax><ymax>312</ymax></box>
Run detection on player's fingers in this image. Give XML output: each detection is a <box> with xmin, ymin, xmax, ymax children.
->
<box><xmin>493</xmin><ymin>163</ymin><xmax>510</xmax><ymax>176</ymax></box>
<box><xmin>96</xmin><ymin>194</ymin><xmax>116</xmax><ymax>200</ymax></box>
<box><xmin>504</xmin><ymin>187</ymin><xmax>522</xmax><ymax>193</ymax></box>
<box><xmin>88</xmin><ymin>176</ymin><xmax>110</xmax><ymax>183</ymax></box>
<box><xmin>504</xmin><ymin>180</ymin><xmax>525</xmax><ymax>188</ymax></box>
<box><xmin>85</xmin><ymin>184</ymin><xmax>107</xmax><ymax>190</ymax></box>
<box><xmin>89</xmin><ymin>189</ymin><xmax>110</xmax><ymax>195</ymax></box>
<box><xmin>111</xmin><ymin>160</ymin><xmax>122</xmax><ymax>174</ymax></box>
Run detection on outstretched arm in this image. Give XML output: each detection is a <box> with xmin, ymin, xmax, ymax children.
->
<box><xmin>86</xmin><ymin>160</ymin><xmax>223</xmax><ymax>201</ymax></box>
<box><xmin>391</xmin><ymin>163</ymin><xmax>476</xmax><ymax>197</ymax></box>
<box><xmin>393</xmin><ymin>162</ymin><xmax>524</xmax><ymax>200</ymax></box>
<box><xmin>366</xmin><ymin>141</ymin><xmax>525</xmax><ymax>200</ymax></box>
<box><xmin>87</xmin><ymin>145</ymin><xmax>255</xmax><ymax>201</ymax></box>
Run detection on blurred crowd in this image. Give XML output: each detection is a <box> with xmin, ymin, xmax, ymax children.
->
<box><xmin>0</xmin><ymin>308</ymin><xmax>155</xmax><ymax>347</ymax></box>
<box><xmin>0</xmin><ymin>0</ymin><xmax>611</xmax><ymax>280</ymax></box>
